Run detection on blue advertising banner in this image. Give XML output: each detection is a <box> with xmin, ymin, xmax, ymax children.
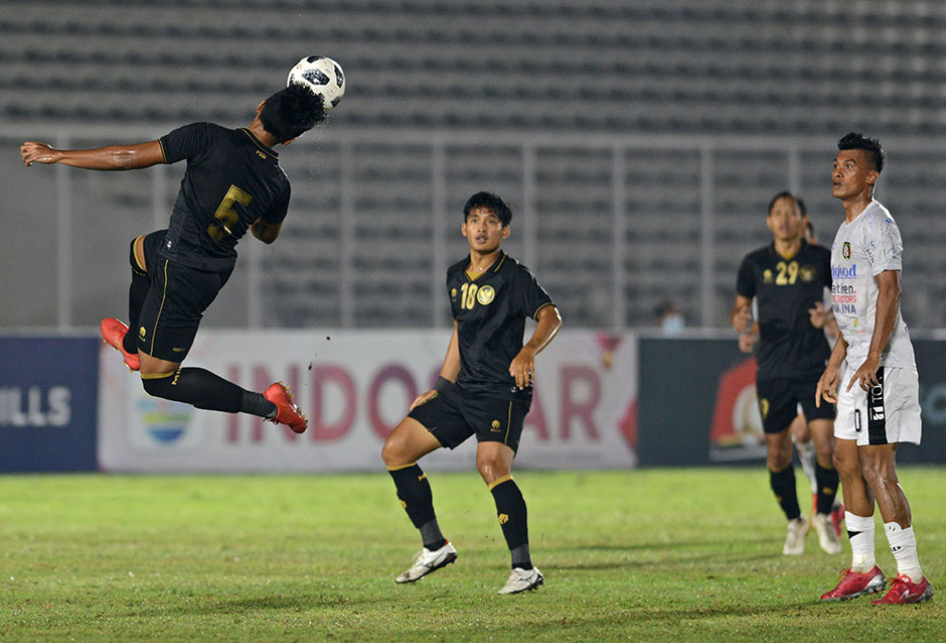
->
<box><xmin>638</xmin><ymin>336</ymin><xmax>946</xmax><ymax>466</ymax></box>
<box><xmin>0</xmin><ymin>336</ymin><xmax>99</xmax><ymax>471</ymax></box>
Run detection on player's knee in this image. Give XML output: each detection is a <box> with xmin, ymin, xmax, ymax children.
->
<box><xmin>381</xmin><ymin>434</ymin><xmax>410</xmax><ymax>468</ymax></box>
<box><xmin>141</xmin><ymin>373</ymin><xmax>178</xmax><ymax>401</ymax></box>
<box><xmin>765</xmin><ymin>443</ymin><xmax>792</xmax><ymax>470</ymax></box>
<box><xmin>476</xmin><ymin>458</ymin><xmax>507</xmax><ymax>484</ymax></box>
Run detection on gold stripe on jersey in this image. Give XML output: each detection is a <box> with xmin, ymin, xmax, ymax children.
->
<box><xmin>132</xmin><ymin>235</ymin><xmax>147</xmax><ymax>273</ymax></box>
<box><xmin>493</xmin><ymin>254</ymin><xmax>507</xmax><ymax>272</ymax></box>
<box><xmin>157</xmin><ymin>138</ymin><xmax>168</xmax><ymax>164</ymax></box>
<box><xmin>488</xmin><ymin>473</ymin><xmax>514</xmax><ymax>491</ymax></box>
<box><xmin>239</xmin><ymin>128</ymin><xmax>278</xmax><ymax>159</ymax></box>
<box><xmin>149</xmin><ymin>260</ymin><xmax>169</xmax><ymax>355</ymax></box>
<box><xmin>532</xmin><ymin>301</ymin><xmax>555</xmax><ymax>320</ymax></box>
<box><xmin>504</xmin><ymin>402</ymin><xmax>513</xmax><ymax>444</ymax></box>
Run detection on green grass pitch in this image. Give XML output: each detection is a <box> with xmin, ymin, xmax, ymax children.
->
<box><xmin>1</xmin><ymin>468</ymin><xmax>943</xmax><ymax>642</ymax></box>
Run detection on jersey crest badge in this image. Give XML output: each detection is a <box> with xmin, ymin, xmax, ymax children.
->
<box><xmin>842</xmin><ymin>242</ymin><xmax>852</xmax><ymax>260</ymax></box>
<box><xmin>800</xmin><ymin>265</ymin><xmax>816</xmax><ymax>282</ymax></box>
<box><xmin>477</xmin><ymin>285</ymin><xmax>496</xmax><ymax>305</ymax></box>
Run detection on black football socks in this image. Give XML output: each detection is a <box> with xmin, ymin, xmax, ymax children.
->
<box><xmin>142</xmin><ymin>367</ymin><xmax>276</xmax><ymax>417</ymax></box>
<box><xmin>123</xmin><ymin>271</ymin><xmax>150</xmax><ymax>355</ymax></box>
<box><xmin>489</xmin><ymin>477</ymin><xmax>533</xmax><ymax>569</ymax></box>
<box><xmin>388</xmin><ymin>464</ymin><xmax>445</xmax><ymax>550</ymax></box>
<box><xmin>815</xmin><ymin>462</ymin><xmax>840</xmax><ymax>515</ymax></box>
<box><xmin>770</xmin><ymin>465</ymin><xmax>802</xmax><ymax>521</ymax></box>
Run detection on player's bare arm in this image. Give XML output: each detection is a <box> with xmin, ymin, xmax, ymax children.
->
<box><xmin>509</xmin><ymin>304</ymin><xmax>562</xmax><ymax>389</ymax></box>
<box><xmin>845</xmin><ymin>269</ymin><xmax>901</xmax><ymax>393</ymax></box>
<box><xmin>409</xmin><ymin>322</ymin><xmax>461</xmax><ymax>410</ymax></box>
<box><xmin>816</xmin><ymin>335</ymin><xmax>848</xmax><ymax>407</ymax></box>
<box><xmin>250</xmin><ymin>218</ymin><xmax>282</xmax><ymax>244</ymax></box>
<box><xmin>21</xmin><ymin>140</ymin><xmax>164</xmax><ymax>170</ymax></box>
<box><xmin>738</xmin><ymin>321</ymin><xmax>760</xmax><ymax>353</ymax></box>
<box><xmin>731</xmin><ymin>294</ymin><xmax>752</xmax><ymax>333</ymax></box>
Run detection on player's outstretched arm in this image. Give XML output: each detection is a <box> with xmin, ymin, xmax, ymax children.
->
<box><xmin>409</xmin><ymin>322</ymin><xmax>461</xmax><ymax>411</ymax></box>
<box><xmin>509</xmin><ymin>304</ymin><xmax>562</xmax><ymax>390</ymax></box>
<box><xmin>21</xmin><ymin>140</ymin><xmax>164</xmax><ymax>171</ymax></box>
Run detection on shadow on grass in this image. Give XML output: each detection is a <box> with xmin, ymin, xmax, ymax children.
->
<box><xmin>127</xmin><ymin>592</ymin><xmax>399</xmax><ymax>617</ymax></box>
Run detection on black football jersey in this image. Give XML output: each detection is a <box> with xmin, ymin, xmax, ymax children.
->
<box><xmin>736</xmin><ymin>239</ymin><xmax>832</xmax><ymax>378</ymax></box>
<box><xmin>157</xmin><ymin>123</ymin><xmax>291</xmax><ymax>271</ymax></box>
<box><xmin>447</xmin><ymin>251</ymin><xmax>554</xmax><ymax>403</ymax></box>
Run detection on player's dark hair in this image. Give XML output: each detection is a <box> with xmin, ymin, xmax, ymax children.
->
<box><xmin>259</xmin><ymin>84</ymin><xmax>326</xmax><ymax>143</ymax></box>
<box><xmin>463</xmin><ymin>191</ymin><xmax>513</xmax><ymax>227</ymax></box>
<box><xmin>766</xmin><ymin>190</ymin><xmax>801</xmax><ymax>216</ymax></box>
<box><xmin>837</xmin><ymin>132</ymin><xmax>884</xmax><ymax>174</ymax></box>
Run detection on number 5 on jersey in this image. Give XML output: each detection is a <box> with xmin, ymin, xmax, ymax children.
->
<box><xmin>207</xmin><ymin>185</ymin><xmax>253</xmax><ymax>241</ymax></box>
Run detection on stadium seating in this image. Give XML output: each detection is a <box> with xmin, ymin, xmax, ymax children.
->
<box><xmin>3</xmin><ymin>1</ymin><xmax>946</xmax><ymax>329</ymax></box>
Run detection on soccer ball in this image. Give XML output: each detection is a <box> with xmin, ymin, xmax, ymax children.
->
<box><xmin>287</xmin><ymin>56</ymin><xmax>345</xmax><ymax>111</ymax></box>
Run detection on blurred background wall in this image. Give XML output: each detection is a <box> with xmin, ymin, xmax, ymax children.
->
<box><xmin>3</xmin><ymin>0</ymin><xmax>946</xmax><ymax>331</ymax></box>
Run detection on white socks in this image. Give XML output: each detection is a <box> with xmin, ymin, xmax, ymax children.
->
<box><xmin>845</xmin><ymin>512</ymin><xmax>924</xmax><ymax>582</ymax></box>
<box><xmin>845</xmin><ymin>512</ymin><xmax>876</xmax><ymax>572</ymax></box>
<box><xmin>885</xmin><ymin>522</ymin><xmax>923</xmax><ymax>583</ymax></box>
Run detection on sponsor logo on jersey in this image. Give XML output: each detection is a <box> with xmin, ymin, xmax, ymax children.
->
<box><xmin>831</xmin><ymin>264</ymin><xmax>857</xmax><ymax>279</ymax></box>
<box><xmin>477</xmin><ymin>285</ymin><xmax>496</xmax><ymax>305</ymax></box>
<box><xmin>139</xmin><ymin>326</ymin><xmax>147</xmax><ymax>339</ymax></box>
<box><xmin>759</xmin><ymin>398</ymin><xmax>769</xmax><ymax>420</ymax></box>
<box><xmin>498</xmin><ymin>513</ymin><xmax>509</xmax><ymax>525</ymax></box>
<box><xmin>842</xmin><ymin>242</ymin><xmax>851</xmax><ymax>259</ymax></box>
<box><xmin>490</xmin><ymin>419</ymin><xmax>502</xmax><ymax>433</ymax></box>
<box><xmin>763</xmin><ymin>269</ymin><xmax>773</xmax><ymax>283</ymax></box>
<box><xmin>450</xmin><ymin>288</ymin><xmax>457</xmax><ymax>301</ymax></box>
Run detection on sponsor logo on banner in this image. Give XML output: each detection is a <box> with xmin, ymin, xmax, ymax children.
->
<box><xmin>709</xmin><ymin>357</ymin><xmax>765</xmax><ymax>461</ymax></box>
<box><xmin>128</xmin><ymin>391</ymin><xmax>202</xmax><ymax>451</ymax></box>
<box><xmin>0</xmin><ymin>386</ymin><xmax>71</xmax><ymax>427</ymax></box>
<box><xmin>98</xmin><ymin>330</ymin><xmax>639</xmax><ymax>472</ymax></box>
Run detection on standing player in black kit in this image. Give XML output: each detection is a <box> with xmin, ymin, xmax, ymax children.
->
<box><xmin>731</xmin><ymin>190</ymin><xmax>841</xmax><ymax>556</ymax></box>
<box><xmin>382</xmin><ymin>192</ymin><xmax>562</xmax><ymax>595</ymax></box>
<box><xmin>20</xmin><ymin>83</ymin><xmax>320</xmax><ymax>433</ymax></box>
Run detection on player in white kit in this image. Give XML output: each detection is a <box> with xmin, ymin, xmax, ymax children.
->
<box><xmin>816</xmin><ymin>133</ymin><xmax>933</xmax><ymax>605</ymax></box>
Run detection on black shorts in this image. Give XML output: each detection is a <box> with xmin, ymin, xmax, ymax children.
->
<box><xmin>135</xmin><ymin>231</ymin><xmax>233</xmax><ymax>362</ymax></box>
<box><xmin>756</xmin><ymin>375</ymin><xmax>835</xmax><ymax>434</ymax></box>
<box><xmin>407</xmin><ymin>382</ymin><xmax>529</xmax><ymax>454</ymax></box>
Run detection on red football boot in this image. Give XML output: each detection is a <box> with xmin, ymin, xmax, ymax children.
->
<box><xmin>820</xmin><ymin>566</ymin><xmax>887</xmax><ymax>601</ymax></box>
<box><xmin>263</xmin><ymin>382</ymin><xmax>308</xmax><ymax>434</ymax></box>
<box><xmin>871</xmin><ymin>575</ymin><xmax>934</xmax><ymax>605</ymax></box>
<box><xmin>100</xmin><ymin>318</ymin><xmax>140</xmax><ymax>371</ymax></box>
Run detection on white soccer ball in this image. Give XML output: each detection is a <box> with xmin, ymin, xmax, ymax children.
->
<box><xmin>287</xmin><ymin>56</ymin><xmax>345</xmax><ymax>111</ymax></box>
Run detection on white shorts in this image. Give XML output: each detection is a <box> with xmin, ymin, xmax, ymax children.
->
<box><xmin>835</xmin><ymin>366</ymin><xmax>922</xmax><ymax>446</ymax></box>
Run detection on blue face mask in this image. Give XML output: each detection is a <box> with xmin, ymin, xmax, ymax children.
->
<box><xmin>661</xmin><ymin>314</ymin><xmax>684</xmax><ymax>335</ymax></box>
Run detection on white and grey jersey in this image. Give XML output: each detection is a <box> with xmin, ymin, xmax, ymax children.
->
<box><xmin>829</xmin><ymin>200</ymin><xmax>916</xmax><ymax>370</ymax></box>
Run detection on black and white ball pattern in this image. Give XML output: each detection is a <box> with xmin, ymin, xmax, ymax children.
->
<box><xmin>287</xmin><ymin>56</ymin><xmax>345</xmax><ymax>111</ymax></box>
